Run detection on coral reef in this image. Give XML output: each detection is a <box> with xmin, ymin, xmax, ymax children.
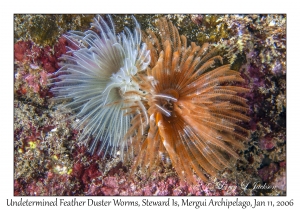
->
<box><xmin>192</xmin><ymin>15</ymin><xmax>230</xmax><ymax>44</ymax></box>
<box><xmin>14</xmin><ymin>15</ymin><xmax>94</xmax><ymax>46</ymax></box>
<box><xmin>222</xmin><ymin>15</ymin><xmax>286</xmax><ymax>195</ymax></box>
<box><xmin>14</xmin><ymin>14</ymin><xmax>286</xmax><ymax>196</ymax></box>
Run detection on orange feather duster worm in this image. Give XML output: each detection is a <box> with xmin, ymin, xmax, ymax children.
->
<box><xmin>131</xmin><ymin>18</ymin><xmax>250</xmax><ymax>183</ymax></box>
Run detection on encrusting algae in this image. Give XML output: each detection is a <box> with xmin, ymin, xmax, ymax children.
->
<box><xmin>14</xmin><ymin>14</ymin><xmax>286</xmax><ymax>195</ymax></box>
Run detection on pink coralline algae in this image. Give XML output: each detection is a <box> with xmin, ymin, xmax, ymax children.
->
<box><xmin>14</xmin><ymin>37</ymin><xmax>67</xmax><ymax>73</ymax></box>
<box><xmin>39</xmin><ymin>70</ymin><xmax>48</xmax><ymax>86</ymax></box>
<box><xmin>12</xmin><ymin>142</ymin><xmax>240</xmax><ymax>196</ymax></box>
<box><xmin>14</xmin><ymin>172</ymin><xmax>83</xmax><ymax>196</ymax></box>
<box><xmin>14</xmin><ymin>41</ymin><xmax>31</xmax><ymax>62</ymax></box>
<box><xmin>257</xmin><ymin>161</ymin><xmax>286</xmax><ymax>191</ymax></box>
<box><xmin>258</xmin><ymin>163</ymin><xmax>279</xmax><ymax>183</ymax></box>
<box><xmin>25</xmin><ymin>73</ymin><xmax>41</xmax><ymax>93</ymax></box>
<box><xmin>14</xmin><ymin>37</ymin><xmax>68</xmax><ymax>102</ymax></box>
<box><xmin>224</xmin><ymin>15</ymin><xmax>286</xmax><ymax>195</ymax></box>
<box><xmin>15</xmin><ymin>67</ymin><xmax>52</xmax><ymax>99</ymax></box>
<box><xmin>271</xmin><ymin>167</ymin><xmax>286</xmax><ymax>191</ymax></box>
<box><xmin>14</xmin><ymin>14</ymin><xmax>286</xmax><ymax>196</ymax></box>
<box><xmin>259</xmin><ymin>135</ymin><xmax>275</xmax><ymax>150</ymax></box>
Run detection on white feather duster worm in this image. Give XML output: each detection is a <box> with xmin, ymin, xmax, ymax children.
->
<box><xmin>51</xmin><ymin>15</ymin><xmax>150</xmax><ymax>159</ymax></box>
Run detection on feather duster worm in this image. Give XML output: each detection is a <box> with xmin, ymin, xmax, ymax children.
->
<box><xmin>51</xmin><ymin>15</ymin><xmax>150</xmax><ymax>159</ymax></box>
<box><xmin>132</xmin><ymin>18</ymin><xmax>250</xmax><ymax>183</ymax></box>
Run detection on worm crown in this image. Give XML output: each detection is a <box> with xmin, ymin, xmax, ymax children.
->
<box><xmin>51</xmin><ymin>16</ymin><xmax>250</xmax><ymax>184</ymax></box>
<box><xmin>51</xmin><ymin>15</ymin><xmax>150</xmax><ymax>159</ymax></box>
